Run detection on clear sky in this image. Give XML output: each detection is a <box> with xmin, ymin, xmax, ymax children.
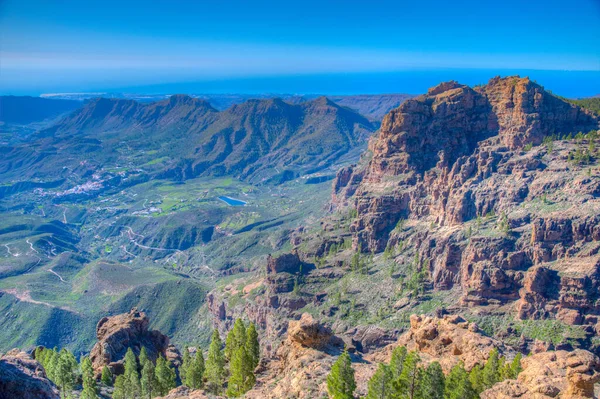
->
<box><xmin>1</xmin><ymin>0</ymin><xmax>599</xmax><ymax>96</ymax></box>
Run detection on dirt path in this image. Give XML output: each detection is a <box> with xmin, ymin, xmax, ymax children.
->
<box><xmin>4</xmin><ymin>244</ymin><xmax>19</xmax><ymax>257</ymax></box>
<box><xmin>47</xmin><ymin>268</ymin><xmax>66</xmax><ymax>282</ymax></box>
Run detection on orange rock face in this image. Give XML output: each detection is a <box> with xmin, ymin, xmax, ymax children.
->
<box><xmin>331</xmin><ymin>75</ymin><xmax>600</xmax><ymax>326</ymax></box>
<box><xmin>482</xmin><ymin>349</ymin><xmax>600</xmax><ymax>399</ymax></box>
<box><xmin>394</xmin><ymin>314</ymin><xmax>508</xmax><ymax>372</ymax></box>
<box><xmin>89</xmin><ymin>308</ymin><xmax>181</xmax><ymax>376</ymax></box>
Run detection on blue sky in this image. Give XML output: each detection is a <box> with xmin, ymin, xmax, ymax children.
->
<box><xmin>1</xmin><ymin>0</ymin><xmax>599</xmax><ymax>96</ymax></box>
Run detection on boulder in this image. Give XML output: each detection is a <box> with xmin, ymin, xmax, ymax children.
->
<box><xmin>89</xmin><ymin>308</ymin><xmax>181</xmax><ymax>376</ymax></box>
<box><xmin>396</xmin><ymin>314</ymin><xmax>509</xmax><ymax>371</ymax></box>
<box><xmin>287</xmin><ymin>313</ymin><xmax>332</xmax><ymax>349</ymax></box>
<box><xmin>0</xmin><ymin>349</ymin><xmax>60</xmax><ymax>399</ymax></box>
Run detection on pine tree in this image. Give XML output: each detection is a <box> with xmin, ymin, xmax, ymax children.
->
<box><xmin>123</xmin><ymin>347</ymin><xmax>141</xmax><ymax>398</ymax></box>
<box><xmin>509</xmin><ymin>353</ymin><xmax>523</xmax><ymax>379</ymax></box>
<box><xmin>113</xmin><ymin>375</ymin><xmax>126</xmax><ymax>399</ymax></box>
<box><xmin>246</xmin><ymin>322</ymin><xmax>260</xmax><ymax>370</ymax></box>
<box><xmin>186</xmin><ymin>349</ymin><xmax>205</xmax><ymax>389</ymax></box>
<box><xmin>225</xmin><ymin>318</ymin><xmax>247</xmax><ymax>360</ymax></box>
<box><xmin>365</xmin><ymin>363</ymin><xmax>394</xmax><ymax>399</ymax></box>
<box><xmin>46</xmin><ymin>349</ymin><xmax>60</xmax><ymax>383</ymax></box>
<box><xmin>419</xmin><ymin>361</ymin><xmax>444</xmax><ymax>399</ymax></box>
<box><xmin>389</xmin><ymin>346</ymin><xmax>407</xmax><ymax>380</ymax></box>
<box><xmin>35</xmin><ymin>347</ymin><xmax>46</xmax><ymax>365</ymax></box>
<box><xmin>394</xmin><ymin>350</ymin><xmax>421</xmax><ymax>399</ymax></box>
<box><xmin>205</xmin><ymin>330</ymin><xmax>225</xmax><ymax>394</ymax></box>
<box><xmin>501</xmin><ymin>353</ymin><xmax>522</xmax><ymax>380</ymax></box>
<box><xmin>444</xmin><ymin>363</ymin><xmax>476</xmax><ymax>399</ymax></box>
<box><xmin>80</xmin><ymin>356</ymin><xmax>98</xmax><ymax>399</ymax></box>
<box><xmin>227</xmin><ymin>345</ymin><xmax>256</xmax><ymax>397</ymax></box>
<box><xmin>482</xmin><ymin>348</ymin><xmax>501</xmax><ymax>389</ymax></box>
<box><xmin>101</xmin><ymin>366</ymin><xmax>113</xmax><ymax>386</ymax></box>
<box><xmin>155</xmin><ymin>355</ymin><xmax>176</xmax><ymax>396</ymax></box>
<box><xmin>139</xmin><ymin>346</ymin><xmax>149</xmax><ymax>369</ymax></box>
<box><xmin>468</xmin><ymin>364</ymin><xmax>484</xmax><ymax>394</ymax></box>
<box><xmin>326</xmin><ymin>351</ymin><xmax>356</xmax><ymax>399</ymax></box>
<box><xmin>141</xmin><ymin>358</ymin><xmax>157</xmax><ymax>399</ymax></box>
<box><xmin>181</xmin><ymin>347</ymin><xmax>192</xmax><ymax>386</ymax></box>
<box><xmin>55</xmin><ymin>349</ymin><xmax>77</xmax><ymax>398</ymax></box>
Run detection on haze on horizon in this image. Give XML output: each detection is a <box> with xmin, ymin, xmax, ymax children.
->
<box><xmin>1</xmin><ymin>0</ymin><xmax>599</xmax><ymax>97</ymax></box>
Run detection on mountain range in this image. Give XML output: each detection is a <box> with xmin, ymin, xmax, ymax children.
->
<box><xmin>1</xmin><ymin>76</ymin><xmax>600</xmax><ymax>399</ymax></box>
<box><xmin>1</xmin><ymin>95</ymin><xmax>377</xmax><ymax>185</ymax></box>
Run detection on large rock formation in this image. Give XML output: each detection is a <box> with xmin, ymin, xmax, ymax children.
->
<box><xmin>0</xmin><ymin>349</ymin><xmax>60</xmax><ymax>399</ymax></box>
<box><xmin>395</xmin><ymin>314</ymin><xmax>509</xmax><ymax>371</ymax></box>
<box><xmin>329</xmin><ymin>76</ymin><xmax>600</xmax><ymax>326</ymax></box>
<box><xmin>89</xmin><ymin>308</ymin><xmax>181</xmax><ymax>375</ymax></box>
<box><xmin>482</xmin><ymin>349</ymin><xmax>600</xmax><ymax>399</ymax></box>
<box><xmin>265</xmin><ymin>251</ymin><xmax>308</xmax><ymax>294</ymax></box>
<box><xmin>245</xmin><ymin>313</ymin><xmax>374</xmax><ymax>399</ymax></box>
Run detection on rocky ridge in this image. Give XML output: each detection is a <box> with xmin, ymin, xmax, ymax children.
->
<box><xmin>327</xmin><ymin>76</ymin><xmax>600</xmax><ymax>327</ymax></box>
<box><xmin>158</xmin><ymin>314</ymin><xmax>599</xmax><ymax>398</ymax></box>
<box><xmin>1</xmin><ymin>95</ymin><xmax>377</xmax><ymax>184</ymax></box>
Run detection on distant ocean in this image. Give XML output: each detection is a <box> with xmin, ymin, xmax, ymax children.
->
<box><xmin>118</xmin><ymin>69</ymin><xmax>600</xmax><ymax>99</ymax></box>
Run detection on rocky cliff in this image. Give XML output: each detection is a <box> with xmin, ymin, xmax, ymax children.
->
<box><xmin>328</xmin><ymin>76</ymin><xmax>600</xmax><ymax>327</ymax></box>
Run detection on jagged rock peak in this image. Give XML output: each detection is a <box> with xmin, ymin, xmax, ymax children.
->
<box><xmin>426</xmin><ymin>80</ymin><xmax>467</xmax><ymax>96</ymax></box>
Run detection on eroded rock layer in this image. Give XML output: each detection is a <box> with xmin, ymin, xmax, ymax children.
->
<box><xmin>331</xmin><ymin>76</ymin><xmax>600</xmax><ymax>323</ymax></box>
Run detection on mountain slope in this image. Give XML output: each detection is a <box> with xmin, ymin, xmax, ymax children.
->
<box><xmin>0</xmin><ymin>95</ymin><xmax>376</xmax><ymax>185</ymax></box>
<box><xmin>327</xmin><ymin>76</ymin><xmax>600</xmax><ymax>326</ymax></box>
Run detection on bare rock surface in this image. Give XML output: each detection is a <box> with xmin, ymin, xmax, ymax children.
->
<box><xmin>89</xmin><ymin>308</ymin><xmax>181</xmax><ymax>375</ymax></box>
<box><xmin>395</xmin><ymin>314</ymin><xmax>508</xmax><ymax>371</ymax></box>
<box><xmin>482</xmin><ymin>349</ymin><xmax>600</xmax><ymax>399</ymax></box>
<box><xmin>327</xmin><ymin>75</ymin><xmax>600</xmax><ymax>326</ymax></box>
<box><xmin>0</xmin><ymin>349</ymin><xmax>60</xmax><ymax>399</ymax></box>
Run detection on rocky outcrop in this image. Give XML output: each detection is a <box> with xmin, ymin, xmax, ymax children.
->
<box><xmin>266</xmin><ymin>251</ymin><xmax>303</xmax><ymax>274</ymax></box>
<box><xmin>155</xmin><ymin>386</ymin><xmax>219</xmax><ymax>399</ymax></box>
<box><xmin>395</xmin><ymin>314</ymin><xmax>508</xmax><ymax>371</ymax></box>
<box><xmin>265</xmin><ymin>251</ymin><xmax>312</xmax><ymax>293</ymax></box>
<box><xmin>287</xmin><ymin>313</ymin><xmax>334</xmax><ymax>349</ymax></box>
<box><xmin>0</xmin><ymin>349</ymin><xmax>60</xmax><ymax>399</ymax></box>
<box><xmin>339</xmin><ymin>76</ymin><xmax>598</xmax><ymax>252</ymax></box>
<box><xmin>327</xmin><ymin>75</ymin><xmax>600</xmax><ymax>326</ymax></box>
<box><xmin>245</xmin><ymin>313</ymin><xmax>375</xmax><ymax>399</ymax></box>
<box><xmin>89</xmin><ymin>308</ymin><xmax>181</xmax><ymax>376</ymax></box>
<box><xmin>481</xmin><ymin>349</ymin><xmax>600</xmax><ymax>399</ymax></box>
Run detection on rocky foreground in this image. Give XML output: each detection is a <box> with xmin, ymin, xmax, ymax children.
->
<box><xmin>3</xmin><ymin>310</ymin><xmax>599</xmax><ymax>398</ymax></box>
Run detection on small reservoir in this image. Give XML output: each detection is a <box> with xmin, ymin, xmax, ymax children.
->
<box><xmin>218</xmin><ymin>196</ymin><xmax>247</xmax><ymax>206</ymax></box>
